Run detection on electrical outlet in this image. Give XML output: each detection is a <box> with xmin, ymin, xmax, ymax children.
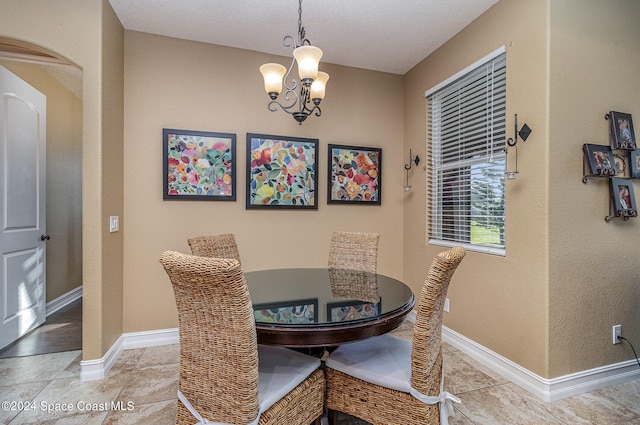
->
<box><xmin>444</xmin><ymin>298</ymin><xmax>450</xmax><ymax>313</ymax></box>
<box><xmin>613</xmin><ymin>325</ymin><xmax>622</xmax><ymax>344</ymax></box>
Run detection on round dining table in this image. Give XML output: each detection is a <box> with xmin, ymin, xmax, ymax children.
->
<box><xmin>244</xmin><ymin>268</ymin><xmax>415</xmax><ymax>348</ymax></box>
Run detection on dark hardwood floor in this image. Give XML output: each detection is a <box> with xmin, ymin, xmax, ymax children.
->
<box><xmin>0</xmin><ymin>297</ymin><xmax>82</xmax><ymax>358</ymax></box>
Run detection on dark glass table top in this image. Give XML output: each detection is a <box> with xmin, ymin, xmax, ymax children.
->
<box><xmin>245</xmin><ymin>268</ymin><xmax>415</xmax><ymax>347</ymax></box>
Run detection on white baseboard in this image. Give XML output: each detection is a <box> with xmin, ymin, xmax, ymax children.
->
<box><xmin>442</xmin><ymin>325</ymin><xmax>640</xmax><ymax>402</ymax></box>
<box><xmin>80</xmin><ymin>328</ymin><xmax>178</xmax><ymax>381</ymax></box>
<box><xmin>122</xmin><ymin>328</ymin><xmax>179</xmax><ymax>350</ymax></box>
<box><xmin>80</xmin><ymin>317</ymin><xmax>640</xmax><ymax>399</ymax></box>
<box><xmin>80</xmin><ymin>333</ymin><xmax>124</xmax><ymax>381</ymax></box>
<box><xmin>46</xmin><ymin>286</ymin><xmax>82</xmax><ymax>316</ymax></box>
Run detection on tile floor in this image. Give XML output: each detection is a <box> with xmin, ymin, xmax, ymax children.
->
<box><xmin>1</xmin><ymin>322</ymin><xmax>639</xmax><ymax>425</ymax></box>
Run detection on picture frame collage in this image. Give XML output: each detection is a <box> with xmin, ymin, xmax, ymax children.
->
<box><xmin>583</xmin><ymin>111</ymin><xmax>638</xmax><ymax>219</ymax></box>
<box><xmin>163</xmin><ymin>129</ymin><xmax>382</xmax><ymax>209</ymax></box>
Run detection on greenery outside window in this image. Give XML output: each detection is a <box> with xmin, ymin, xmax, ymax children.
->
<box><xmin>425</xmin><ymin>47</ymin><xmax>506</xmax><ymax>255</ymax></box>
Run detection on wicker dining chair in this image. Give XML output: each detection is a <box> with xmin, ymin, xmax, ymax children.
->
<box><xmin>328</xmin><ymin>231</ymin><xmax>380</xmax><ymax>272</ymax></box>
<box><xmin>328</xmin><ymin>232</ymin><xmax>380</xmax><ymax>303</ymax></box>
<box><xmin>325</xmin><ymin>246</ymin><xmax>466</xmax><ymax>425</ymax></box>
<box><xmin>187</xmin><ymin>233</ymin><xmax>241</xmax><ymax>264</ymax></box>
<box><xmin>160</xmin><ymin>251</ymin><xmax>325</xmax><ymax>425</ymax></box>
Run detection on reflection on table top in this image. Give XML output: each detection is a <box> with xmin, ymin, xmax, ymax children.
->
<box><xmin>244</xmin><ymin>268</ymin><xmax>415</xmax><ymax>347</ymax></box>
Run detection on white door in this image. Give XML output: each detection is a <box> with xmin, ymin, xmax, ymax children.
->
<box><xmin>0</xmin><ymin>65</ymin><xmax>47</xmax><ymax>351</ymax></box>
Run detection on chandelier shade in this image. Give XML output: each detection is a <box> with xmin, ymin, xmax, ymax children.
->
<box><xmin>292</xmin><ymin>45</ymin><xmax>322</xmax><ymax>82</ymax></box>
<box><xmin>259</xmin><ymin>63</ymin><xmax>287</xmax><ymax>98</ymax></box>
<box><xmin>310</xmin><ymin>71</ymin><xmax>329</xmax><ymax>101</ymax></box>
<box><xmin>259</xmin><ymin>0</ymin><xmax>329</xmax><ymax>125</ymax></box>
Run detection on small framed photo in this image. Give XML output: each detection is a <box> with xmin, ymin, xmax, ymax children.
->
<box><xmin>609</xmin><ymin>111</ymin><xmax>636</xmax><ymax>150</ymax></box>
<box><xmin>611</xmin><ymin>177</ymin><xmax>638</xmax><ymax>218</ymax></box>
<box><xmin>613</xmin><ymin>154</ymin><xmax>628</xmax><ymax>178</ymax></box>
<box><xmin>327</xmin><ymin>144</ymin><xmax>381</xmax><ymax>205</ymax></box>
<box><xmin>583</xmin><ymin>144</ymin><xmax>617</xmax><ymax>176</ymax></box>
<box><xmin>630</xmin><ymin>149</ymin><xmax>640</xmax><ymax>178</ymax></box>
<box><xmin>327</xmin><ymin>300</ymin><xmax>381</xmax><ymax>323</ymax></box>
<box><xmin>163</xmin><ymin>129</ymin><xmax>236</xmax><ymax>200</ymax></box>
<box><xmin>246</xmin><ymin>133</ymin><xmax>318</xmax><ymax>209</ymax></box>
<box><xmin>253</xmin><ymin>298</ymin><xmax>318</xmax><ymax>324</ymax></box>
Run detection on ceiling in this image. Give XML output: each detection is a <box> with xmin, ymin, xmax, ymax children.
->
<box><xmin>108</xmin><ymin>0</ymin><xmax>499</xmax><ymax>75</ymax></box>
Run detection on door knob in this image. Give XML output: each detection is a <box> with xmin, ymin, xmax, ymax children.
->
<box><xmin>40</xmin><ymin>235</ymin><xmax>50</xmax><ymax>241</ymax></box>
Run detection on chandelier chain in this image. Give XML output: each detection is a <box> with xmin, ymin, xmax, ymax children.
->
<box><xmin>298</xmin><ymin>0</ymin><xmax>302</xmax><ymax>37</ymax></box>
<box><xmin>297</xmin><ymin>0</ymin><xmax>308</xmax><ymax>46</ymax></box>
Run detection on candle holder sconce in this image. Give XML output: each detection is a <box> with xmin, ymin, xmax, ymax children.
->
<box><xmin>403</xmin><ymin>149</ymin><xmax>420</xmax><ymax>191</ymax></box>
<box><xmin>505</xmin><ymin>114</ymin><xmax>532</xmax><ymax>180</ymax></box>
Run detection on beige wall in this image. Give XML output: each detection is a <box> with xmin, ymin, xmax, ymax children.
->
<box><xmin>99</xmin><ymin>0</ymin><xmax>125</xmax><ymax>355</ymax></box>
<box><xmin>404</xmin><ymin>0</ymin><xmax>550</xmax><ymax>376</ymax></box>
<box><xmin>0</xmin><ymin>60</ymin><xmax>83</xmax><ymax>303</ymax></box>
<box><xmin>404</xmin><ymin>0</ymin><xmax>640</xmax><ymax>379</ymax></box>
<box><xmin>548</xmin><ymin>0</ymin><xmax>640</xmax><ymax>376</ymax></box>
<box><xmin>3</xmin><ymin>0</ymin><xmax>638</xmax><ymax>380</ymax></box>
<box><xmin>0</xmin><ymin>0</ymin><xmax>124</xmax><ymax>359</ymax></box>
<box><xmin>122</xmin><ymin>32</ymin><xmax>405</xmax><ymax>332</ymax></box>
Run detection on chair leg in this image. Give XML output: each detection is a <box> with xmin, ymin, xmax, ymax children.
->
<box><xmin>327</xmin><ymin>409</ymin><xmax>339</xmax><ymax>425</ymax></box>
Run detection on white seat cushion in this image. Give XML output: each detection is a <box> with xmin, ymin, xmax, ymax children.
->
<box><xmin>257</xmin><ymin>345</ymin><xmax>322</xmax><ymax>414</ymax></box>
<box><xmin>325</xmin><ymin>334</ymin><xmax>412</xmax><ymax>393</ymax></box>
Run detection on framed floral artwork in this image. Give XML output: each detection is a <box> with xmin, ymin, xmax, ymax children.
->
<box><xmin>246</xmin><ymin>133</ymin><xmax>318</xmax><ymax>209</ymax></box>
<box><xmin>327</xmin><ymin>144</ymin><xmax>381</xmax><ymax>205</ymax></box>
<box><xmin>163</xmin><ymin>128</ymin><xmax>236</xmax><ymax>200</ymax></box>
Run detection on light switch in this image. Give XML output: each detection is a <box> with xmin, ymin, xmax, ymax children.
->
<box><xmin>109</xmin><ymin>216</ymin><xmax>120</xmax><ymax>232</ymax></box>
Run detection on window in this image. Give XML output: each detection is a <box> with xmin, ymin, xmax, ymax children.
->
<box><xmin>425</xmin><ymin>47</ymin><xmax>506</xmax><ymax>255</ymax></box>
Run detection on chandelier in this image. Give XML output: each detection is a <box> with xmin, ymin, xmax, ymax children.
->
<box><xmin>259</xmin><ymin>0</ymin><xmax>329</xmax><ymax>125</ymax></box>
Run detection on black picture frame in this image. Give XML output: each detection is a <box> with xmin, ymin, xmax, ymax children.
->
<box><xmin>583</xmin><ymin>144</ymin><xmax>617</xmax><ymax>176</ymax></box>
<box><xmin>608</xmin><ymin>111</ymin><xmax>636</xmax><ymax>151</ymax></box>
<box><xmin>253</xmin><ymin>298</ymin><xmax>318</xmax><ymax>324</ymax></box>
<box><xmin>327</xmin><ymin>144</ymin><xmax>382</xmax><ymax>205</ymax></box>
<box><xmin>610</xmin><ymin>177</ymin><xmax>638</xmax><ymax>218</ymax></box>
<box><xmin>326</xmin><ymin>300</ymin><xmax>382</xmax><ymax>323</ymax></box>
<box><xmin>630</xmin><ymin>149</ymin><xmax>640</xmax><ymax>178</ymax></box>
<box><xmin>163</xmin><ymin>128</ymin><xmax>236</xmax><ymax>201</ymax></box>
<box><xmin>246</xmin><ymin>133</ymin><xmax>319</xmax><ymax>209</ymax></box>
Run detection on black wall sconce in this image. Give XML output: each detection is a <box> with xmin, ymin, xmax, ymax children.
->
<box><xmin>404</xmin><ymin>149</ymin><xmax>420</xmax><ymax>191</ymax></box>
<box><xmin>505</xmin><ymin>114</ymin><xmax>532</xmax><ymax>179</ymax></box>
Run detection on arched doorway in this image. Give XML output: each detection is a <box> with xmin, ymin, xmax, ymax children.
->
<box><xmin>0</xmin><ymin>37</ymin><xmax>83</xmax><ymax>357</ymax></box>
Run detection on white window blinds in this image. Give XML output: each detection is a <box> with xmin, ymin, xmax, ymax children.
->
<box><xmin>426</xmin><ymin>48</ymin><xmax>507</xmax><ymax>255</ymax></box>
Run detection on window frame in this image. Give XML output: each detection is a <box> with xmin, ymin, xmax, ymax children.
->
<box><xmin>425</xmin><ymin>46</ymin><xmax>507</xmax><ymax>256</ymax></box>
